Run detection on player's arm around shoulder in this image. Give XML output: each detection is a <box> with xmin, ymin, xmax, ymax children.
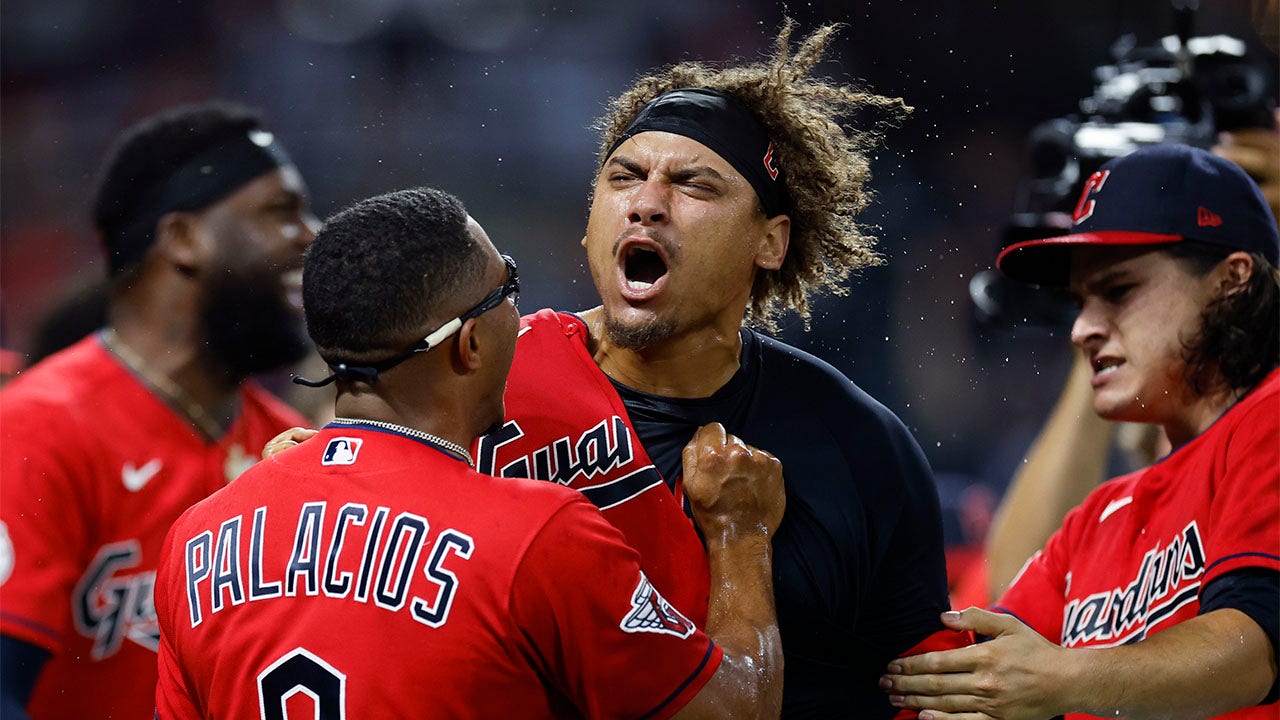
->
<box><xmin>673</xmin><ymin>423</ymin><xmax>785</xmax><ymax>720</ymax></box>
<box><xmin>261</xmin><ymin>426</ymin><xmax>319</xmax><ymax>459</ymax></box>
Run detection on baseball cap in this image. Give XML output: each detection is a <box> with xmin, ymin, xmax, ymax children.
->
<box><xmin>997</xmin><ymin>144</ymin><xmax>1280</xmax><ymax>287</ymax></box>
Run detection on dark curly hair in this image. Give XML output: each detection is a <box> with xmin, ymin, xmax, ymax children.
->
<box><xmin>302</xmin><ymin>187</ymin><xmax>487</xmax><ymax>364</ymax></box>
<box><xmin>91</xmin><ymin>101</ymin><xmax>264</xmax><ymax>276</ymax></box>
<box><xmin>593</xmin><ymin>19</ymin><xmax>910</xmax><ymax>330</ymax></box>
<box><xmin>1167</xmin><ymin>242</ymin><xmax>1280</xmax><ymax>396</ymax></box>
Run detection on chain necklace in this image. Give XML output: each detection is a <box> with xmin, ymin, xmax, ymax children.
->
<box><xmin>329</xmin><ymin>417</ymin><xmax>474</xmax><ymax>466</ymax></box>
<box><xmin>101</xmin><ymin>328</ymin><xmax>229</xmax><ymax>441</ymax></box>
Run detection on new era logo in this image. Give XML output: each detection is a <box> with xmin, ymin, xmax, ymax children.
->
<box><xmin>1197</xmin><ymin>206</ymin><xmax>1223</xmax><ymax>227</ymax></box>
<box><xmin>619</xmin><ymin>572</ymin><xmax>695</xmax><ymax>639</ymax></box>
<box><xmin>322</xmin><ymin>437</ymin><xmax>363</xmax><ymax>466</ymax></box>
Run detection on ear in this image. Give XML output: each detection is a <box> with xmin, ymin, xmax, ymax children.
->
<box><xmin>754</xmin><ymin>214</ymin><xmax>790</xmax><ymax>271</ymax></box>
<box><xmin>453</xmin><ymin>317</ymin><xmax>484</xmax><ymax>374</ymax></box>
<box><xmin>1219</xmin><ymin>251</ymin><xmax>1255</xmax><ymax>296</ymax></box>
<box><xmin>152</xmin><ymin>211</ymin><xmax>212</xmax><ymax>274</ymax></box>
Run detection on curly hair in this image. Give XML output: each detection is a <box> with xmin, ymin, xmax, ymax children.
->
<box><xmin>1167</xmin><ymin>243</ymin><xmax>1280</xmax><ymax>396</ymax></box>
<box><xmin>593</xmin><ymin>19</ymin><xmax>910</xmax><ymax>330</ymax></box>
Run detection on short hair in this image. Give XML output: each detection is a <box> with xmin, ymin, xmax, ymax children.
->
<box><xmin>91</xmin><ymin>101</ymin><xmax>264</xmax><ymax>276</ymax></box>
<box><xmin>302</xmin><ymin>187</ymin><xmax>488</xmax><ymax>363</ymax></box>
<box><xmin>594</xmin><ymin>19</ymin><xmax>910</xmax><ymax>330</ymax></box>
<box><xmin>1167</xmin><ymin>242</ymin><xmax>1280</xmax><ymax>395</ymax></box>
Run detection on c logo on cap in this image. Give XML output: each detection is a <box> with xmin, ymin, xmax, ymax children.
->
<box><xmin>1072</xmin><ymin>170</ymin><xmax>1110</xmax><ymax>224</ymax></box>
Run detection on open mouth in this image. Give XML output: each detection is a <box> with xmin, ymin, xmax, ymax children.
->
<box><xmin>1090</xmin><ymin>356</ymin><xmax>1124</xmax><ymax>385</ymax></box>
<box><xmin>624</xmin><ymin>246</ymin><xmax>668</xmax><ymax>291</ymax></box>
<box><xmin>616</xmin><ymin>240</ymin><xmax>670</xmax><ymax>301</ymax></box>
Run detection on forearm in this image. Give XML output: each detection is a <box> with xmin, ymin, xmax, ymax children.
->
<box><xmin>1065</xmin><ymin>609</ymin><xmax>1276</xmax><ymax>719</ymax></box>
<box><xmin>987</xmin><ymin>356</ymin><xmax>1112</xmax><ymax>599</ymax></box>
<box><xmin>679</xmin><ymin>535</ymin><xmax>783</xmax><ymax>719</ymax></box>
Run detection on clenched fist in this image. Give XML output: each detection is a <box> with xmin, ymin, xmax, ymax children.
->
<box><xmin>682</xmin><ymin>422</ymin><xmax>785</xmax><ymax>545</ymax></box>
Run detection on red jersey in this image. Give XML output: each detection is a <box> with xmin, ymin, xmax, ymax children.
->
<box><xmin>997</xmin><ymin>368</ymin><xmax>1280</xmax><ymax>719</ymax></box>
<box><xmin>154</xmin><ymin>424</ymin><xmax>722</xmax><ymax>719</ymax></box>
<box><xmin>0</xmin><ymin>334</ymin><xmax>306</xmax><ymax>720</ymax></box>
<box><xmin>473</xmin><ymin>309</ymin><xmax>710</xmax><ymax>626</ymax></box>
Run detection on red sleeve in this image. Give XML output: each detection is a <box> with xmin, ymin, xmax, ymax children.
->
<box><xmin>993</xmin><ymin>505</ymin><xmax>1079</xmax><ymax>643</ymax></box>
<box><xmin>890</xmin><ymin>626</ymin><xmax>976</xmax><ymax>720</ymax></box>
<box><xmin>510</xmin><ymin>497</ymin><xmax>722</xmax><ymax>720</ymax></box>
<box><xmin>1203</xmin><ymin>395</ymin><xmax>1280</xmax><ymax>584</ymax></box>
<box><xmin>0</xmin><ymin>397</ymin><xmax>92</xmax><ymax>651</ymax></box>
<box><xmin>154</xmin><ymin>519</ymin><xmax>202</xmax><ymax>720</ymax></box>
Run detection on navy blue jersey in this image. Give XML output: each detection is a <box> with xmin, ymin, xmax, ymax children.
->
<box><xmin>614</xmin><ymin>328</ymin><xmax>952</xmax><ymax>718</ymax></box>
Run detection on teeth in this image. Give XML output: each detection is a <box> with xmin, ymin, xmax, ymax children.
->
<box><xmin>626</xmin><ymin>279</ymin><xmax>654</xmax><ymax>291</ymax></box>
<box><xmin>281</xmin><ymin>269</ymin><xmax>304</xmax><ymax>310</ymax></box>
<box><xmin>1096</xmin><ymin>362</ymin><xmax>1121</xmax><ymax>376</ymax></box>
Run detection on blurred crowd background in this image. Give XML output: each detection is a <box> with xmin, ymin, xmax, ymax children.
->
<box><xmin>3</xmin><ymin>0</ymin><xmax>1276</xmax><ymax>553</ymax></box>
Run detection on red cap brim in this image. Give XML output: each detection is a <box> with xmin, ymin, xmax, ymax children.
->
<box><xmin>996</xmin><ymin>231</ymin><xmax>1183</xmax><ymax>287</ymax></box>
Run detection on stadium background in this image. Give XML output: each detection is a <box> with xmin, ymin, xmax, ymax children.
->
<box><xmin>2</xmin><ymin>0</ymin><xmax>1276</xmax><ymax>550</ymax></box>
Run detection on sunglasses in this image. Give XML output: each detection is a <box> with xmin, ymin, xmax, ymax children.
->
<box><xmin>294</xmin><ymin>254</ymin><xmax>520</xmax><ymax>388</ymax></box>
<box><xmin>404</xmin><ymin>254</ymin><xmax>520</xmax><ymax>355</ymax></box>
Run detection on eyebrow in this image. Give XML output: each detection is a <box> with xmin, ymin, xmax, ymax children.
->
<box><xmin>1072</xmin><ymin>267</ymin><xmax>1134</xmax><ymax>295</ymax></box>
<box><xmin>606</xmin><ymin>156</ymin><xmax>728</xmax><ymax>184</ymax></box>
<box><xmin>606</xmin><ymin>156</ymin><xmax>644</xmax><ymax>175</ymax></box>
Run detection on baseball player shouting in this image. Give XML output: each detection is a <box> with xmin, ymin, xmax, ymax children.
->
<box><xmin>154</xmin><ymin>187</ymin><xmax>787</xmax><ymax>719</ymax></box>
<box><xmin>882</xmin><ymin>144</ymin><xmax>1279</xmax><ymax>719</ymax></box>
<box><xmin>268</xmin><ymin>21</ymin><xmax>966</xmax><ymax>718</ymax></box>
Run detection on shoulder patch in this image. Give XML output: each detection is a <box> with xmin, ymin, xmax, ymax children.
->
<box><xmin>0</xmin><ymin>521</ymin><xmax>12</xmax><ymax>586</ymax></box>
<box><xmin>620</xmin><ymin>572</ymin><xmax>695</xmax><ymax>639</ymax></box>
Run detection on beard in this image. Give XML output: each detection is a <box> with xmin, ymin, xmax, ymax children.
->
<box><xmin>199</xmin><ymin>265</ymin><xmax>311</xmax><ymax>380</ymax></box>
<box><xmin>602</xmin><ymin>308</ymin><xmax>679</xmax><ymax>352</ymax></box>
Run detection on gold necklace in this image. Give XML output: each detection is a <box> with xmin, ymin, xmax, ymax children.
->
<box><xmin>101</xmin><ymin>328</ymin><xmax>229</xmax><ymax>440</ymax></box>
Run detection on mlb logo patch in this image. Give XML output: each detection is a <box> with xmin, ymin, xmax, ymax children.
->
<box><xmin>322</xmin><ymin>437</ymin><xmax>363</xmax><ymax>466</ymax></box>
<box><xmin>619</xmin><ymin>572</ymin><xmax>695</xmax><ymax>639</ymax></box>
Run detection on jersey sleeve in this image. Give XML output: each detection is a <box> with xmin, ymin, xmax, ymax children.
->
<box><xmin>154</xmin><ymin>520</ymin><xmax>202</xmax><ymax>720</ymax></box>
<box><xmin>509</xmin><ymin>497</ymin><xmax>722</xmax><ymax>720</ymax></box>
<box><xmin>852</xmin><ymin>407</ymin><xmax>956</xmax><ymax>657</ymax></box>
<box><xmin>993</xmin><ymin>504</ymin><xmax>1078</xmax><ymax>643</ymax></box>
<box><xmin>1202</xmin><ymin>398</ymin><xmax>1280</xmax><ymax>585</ymax></box>
<box><xmin>0</xmin><ymin>397</ymin><xmax>93</xmax><ymax>652</ymax></box>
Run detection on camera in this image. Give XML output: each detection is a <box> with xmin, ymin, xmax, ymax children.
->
<box><xmin>972</xmin><ymin>27</ymin><xmax>1277</xmax><ymax>329</ymax></box>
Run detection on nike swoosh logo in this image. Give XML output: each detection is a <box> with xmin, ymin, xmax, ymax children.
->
<box><xmin>122</xmin><ymin>459</ymin><xmax>163</xmax><ymax>492</ymax></box>
<box><xmin>1099</xmin><ymin>496</ymin><xmax>1133</xmax><ymax>523</ymax></box>
<box><xmin>517</xmin><ymin>326</ymin><xmax>533</xmax><ymax>338</ymax></box>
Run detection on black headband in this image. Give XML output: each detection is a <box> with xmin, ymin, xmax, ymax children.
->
<box><xmin>105</xmin><ymin>129</ymin><xmax>293</xmax><ymax>276</ymax></box>
<box><xmin>607</xmin><ymin>87</ymin><xmax>788</xmax><ymax>218</ymax></box>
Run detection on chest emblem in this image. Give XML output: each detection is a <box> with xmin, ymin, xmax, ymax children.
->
<box><xmin>122</xmin><ymin>459</ymin><xmax>162</xmax><ymax>492</ymax></box>
<box><xmin>1061</xmin><ymin>520</ymin><xmax>1205</xmax><ymax>647</ymax></box>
